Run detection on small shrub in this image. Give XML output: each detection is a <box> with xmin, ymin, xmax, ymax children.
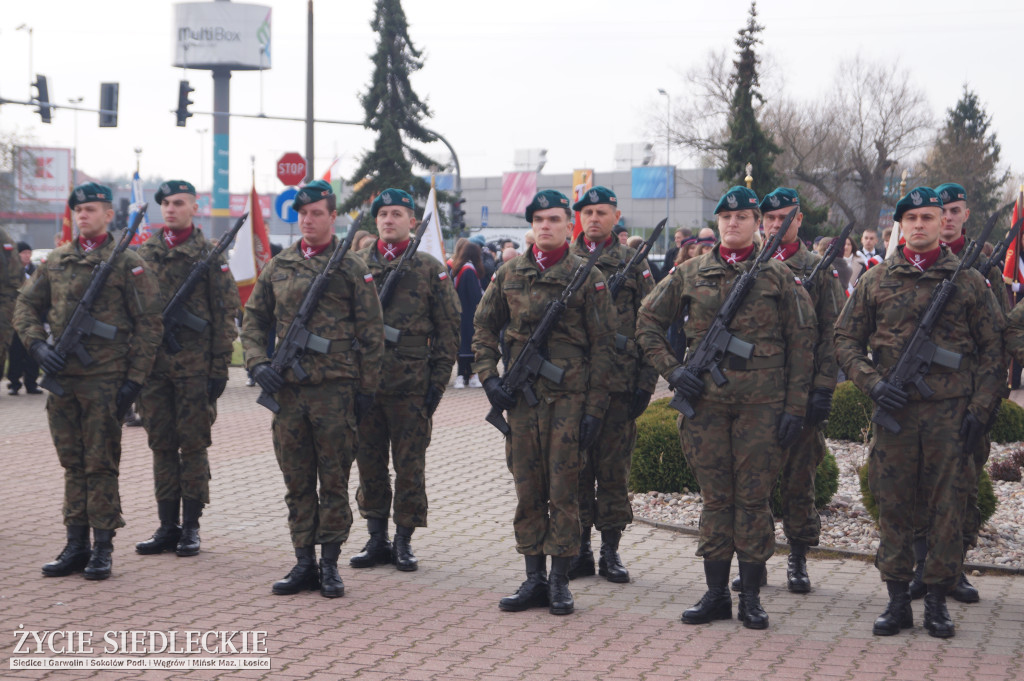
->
<box><xmin>1011</xmin><ymin>448</ymin><xmax>1024</xmax><ymax>469</ymax></box>
<box><xmin>770</xmin><ymin>449</ymin><xmax>840</xmax><ymax>517</ymax></box>
<box><xmin>824</xmin><ymin>382</ymin><xmax>874</xmax><ymax>441</ymax></box>
<box><xmin>988</xmin><ymin>459</ymin><xmax>1022</xmax><ymax>482</ymax></box>
<box><xmin>859</xmin><ymin>465</ymin><xmax>998</xmax><ymax>525</ymax></box>
<box><xmin>989</xmin><ymin>399</ymin><xmax>1024</xmax><ymax>443</ymax></box>
<box><xmin>629</xmin><ymin>398</ymin><xmax>700</xmax><ymax>493</ymax></box>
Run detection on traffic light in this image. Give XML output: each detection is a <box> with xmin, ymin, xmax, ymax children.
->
<box><xmin>99</xmin><ymin>82</ymin><xmax>119</xmax><ymax>127</ymax></box>
<box><xmin>116</xmin><ymin>199</ymin><xmax>130</xmax><ymax>231</ymax></box>
<box><xmin>175</xmin><ymin>80</ymin><xmax>194</xmax><ymax>127</ymax></box>
<box><xmin>32</xmin><ymin>75</ymin><xmax>52</xmax><ymax>123</ymax></box>
<box><xmin>451</xmin><ymin>197</ymin><xmax>466</xmax><ymax>232</ymax></box>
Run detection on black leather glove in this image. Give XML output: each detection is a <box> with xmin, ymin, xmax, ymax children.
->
<box><xmin>869</xmin><ymin>380</ymin><xmax>909</xmax><ymax>412</ymax></box>
<box><xmin>251</xmin><ymin>363</ymin><xmax>284</xmax><ymax>394</ymax></box>
<box><xmin>628</xmin><ymin>389</ymin><xmax>653</xmax><ymax>420</ymax></box>
<box><xmin>31</xmin><ymin>341</ymin><xmax>65</xmax><ymax>376</ymax></box>
<box><xmin>806</xmin><ymin>388</ymin><xmax>834</xmax><ymax>427</ymax></box>
<box><xmin>579</xmin><ymin>414</ymin><xmax>603</xmax><ymax>450</ymax></box>
<box><xmin>425</xmin><ymin>385</ymin><xmax>443</xmax><ymax>418</ymax></box>
<box><xmin>777</xmin><ymin>413</ymin><xmax>804</xmax><ymax>449</ymax></box>
<box><xmin>355</xmin><ymin>392</ymin><xmax>375</xmax><ymax>425</ymax></box>
<box><xmin>483</xmin><ymin>376</ymin><xmax>516</xmax><ymax>411</ymax></box>
<box><xmin>667</xmin><ymin>366</ymin><xmax>704</xmax><ymax>403</ymax></box>
<box><xmin>207</xmin><ymin>377</ymin><xmax>227</xmax><ymax>402</ymax></box>
<box><xmin>115</xmin><ymin>380</ymin><xmax>143</xmax><ymax>421</ymax></box>
<box><xmin>959</xmin><ymin>412</ymin><xmax>985</xmax><ymax>456</ymax></box>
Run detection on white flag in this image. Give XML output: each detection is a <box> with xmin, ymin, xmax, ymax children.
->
<box><xmin>419</xmin><ymin>187</ymin><xmax>447</xmax><ymax>265</ymax></box>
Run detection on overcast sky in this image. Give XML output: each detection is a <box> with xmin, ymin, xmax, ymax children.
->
<box><xmin>1</xmin><ymin>0</ymin><xmax>1022</xmax><ymax>196</ymax></box>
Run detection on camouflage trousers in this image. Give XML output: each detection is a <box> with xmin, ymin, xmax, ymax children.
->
<box><xmin>868</xmin><ymin>397</ymin><xmax>970</xmax><ymax>586</ymax></box>
<box><xmin>680</xmin><ymin>400</ymin><xmax>785</xmax><ymax>563</ymax></box>
<box><xmin>505</xmin><ymin>392</ymin><xmax>585</xmax><ymax>558</ymax></box>
<box><xmin>139</xmin><ymin>373</ymin><xmax>212</xmax><ymax>504</ymax></box>
<box><xmin>271</xmin><ymin>380</ymin><xmax>357</xmax><ymax>548</ymax></box>
<box><xmin>355</xmin><ymin>394</ymin><xmax>431</xmax><ymax>528</ymax></box>
<box><xmin>912</xmin><ymin>435</ymin><xmax>990</xmax><ymax>551</ymax></box>
<box><xmin>46</xmin><ymin>374</ymin><xmax>125</xmax><ymax>530</ymax></box>
<box><xmin>578</xmin><ymin>391</ymin><xmax>634</xmax><ymax>532</ymax></box>
<box><xmin>779</xmin><ymin>425</ymin><xmax>827</xmax><ymax>545</ymax></box>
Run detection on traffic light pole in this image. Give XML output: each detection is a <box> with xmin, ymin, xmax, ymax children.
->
<box><xmin>0</xmin><ymin>96</ymin><xmax>117</xmax><ymax>120</ymax></box>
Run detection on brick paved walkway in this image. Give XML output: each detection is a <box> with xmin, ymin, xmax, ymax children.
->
<box><xmin>1</xmin><ymin>369</ymin><xmax>1021</xmax><ymax>680</ymax></box>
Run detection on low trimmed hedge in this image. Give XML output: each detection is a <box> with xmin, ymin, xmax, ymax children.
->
<box><xmin>858</xmin><ymin>464</ymin><xmax>996</xmax><ymax>526</ymax></box>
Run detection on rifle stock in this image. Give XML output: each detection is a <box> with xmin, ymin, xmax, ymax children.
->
<box><xmin>607</xmin><ymin>218</ymin><xmax>666</xmax><ymax>300</ymax></box>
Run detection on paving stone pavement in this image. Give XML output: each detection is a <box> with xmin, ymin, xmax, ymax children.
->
<box><xmin>1</xmin><ymin>368</ymin><xmax>1022</xmax><ymax>680</ymax></box>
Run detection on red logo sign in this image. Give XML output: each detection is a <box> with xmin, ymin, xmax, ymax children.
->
<box><xmin>276</xmin><ymin>153</ymin><xmax>307</xmax><ymax>186</ymax></box>
<box><xmin>35</xmin><ymin>157</ymin><xmax>53</xmax><ymax>179</ymax></box>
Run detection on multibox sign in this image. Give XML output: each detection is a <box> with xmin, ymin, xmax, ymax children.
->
<box><xmin>172</xmin><ymin>2</ymin><xmax>272</xmax><ymax>71</ymax></box>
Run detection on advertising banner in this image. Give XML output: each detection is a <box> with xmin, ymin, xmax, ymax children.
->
<box><xmin>173</xmin><ymin>3</ymin><xmax>272</xmax><ymax>70</ymax></box>
<box><xmin>501</xmin><ymin>171</ymin><xmax>537</xmax><ymax>215</ymax></box>
<box><xmin>631</xmin><ymin>166</ymin><xmax>675</xmax><ymax>200</ymax></box>
<box><xmin>16</xmin><ymin>147</ymin><xmax>72</xmax><ymax>203</ymax></box>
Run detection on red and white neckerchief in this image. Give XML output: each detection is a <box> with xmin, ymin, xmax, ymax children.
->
<box><xmin>772</xmin><ymin>241</ymin><xmax>800</xmax><ymax>261</ymax></box>
<box><xmin>163</xmin><ymin>226</ymin><xmax>194</xmax><ymax>249</ymax></box>
<box><xmin>377</xmin><ymin>238</ymin><xmax>410</xmax><ymax>261</ymax></box>
<box><xmin>904</xmin><ymin>246</ymin><xmax>941</xmax><ymax>272</ymax></box>
<box><xmin>720</xmin><ymin>244</ymin><xmax>755</xmax><ymax>264</ymax></box>
<box><xmin>940</xmin><ymin>233</ymin><xmax>966</xmax><ymax>255</ymax></box>
<box><xmin>583</xmin><ymin>236</ymin><xmax>614</xmax><ymax>252</ymax></box>
<box><xmin>299</xmin><ymin>239</ymin><xmax>330</xmax><ymax>260</ymax></box>
<box><xmin>79</xmin><ymin>233</ymin><xmax>109</xmax><ymax>253</ymax></box>
<box><xmin>532</xmin><ymin>243</ymin><xmax>568</xmax><ymax>271</ymax></box>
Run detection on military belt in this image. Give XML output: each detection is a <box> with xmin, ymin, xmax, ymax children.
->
<box><xmin>386</xmin><ymin>333</ymin><xmax>429</xmax><ymax>348</ymax></box>
<box><xmin>721</xmin><ymin>354</ymin><xmax>785</xmax><ymax>371</ymax></box>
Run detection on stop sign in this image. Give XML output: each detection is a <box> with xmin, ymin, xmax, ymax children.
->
<box><xmin>276</xmin><ymin>152</ymin><xmax>307</xmax><ymax>186</ymax></box>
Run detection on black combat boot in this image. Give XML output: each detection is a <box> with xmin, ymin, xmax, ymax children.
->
<box><xmin>42</xmin><ymin>526</ymin><xmax>91</xmax><ymax>577</ymax></box>
<box><xmin>908</xmin><ymin>537</ymin><xmax>927</xmax><ymax>599</ymax></box>
<box><xmin>786</xmin><ymin>541</ymin><xmax>811</xmax><ymax>593</ymax></box>
<box><xmin>950</xmin><ymin>572</ymin><xmax>979</xmax><ymax>603</ymax></box>
<box><xmin>498</xmin><ymin>555</ymin><xmax>548</xmax><ymax>612</ymax></box>
<box><xmin>136</xmin><ymin>499</ymin><xmax>181</xmax><ymax>555</ymax></box>
<box><xmin>567</xmin><ymin>528</ymin><xmax>595</xmax><ymax>580</ymax></box>
<box><xmin>319</xmin><ymin>543</ymin><xmax>345</xmax><ymax>598</ymax></box>
<box><xmin>923</xmin><ymin>584</ymin><xmax>956</xmax><ymax>638</ymax></box>
<box><xmin>731</xmin><ymin>563</ymin><xmax>767</xmax><ymax>592</ymax></box>
<box><xmin>349</xmin><ymin>518</ymin><xmax>393</xmax><ymax>568</ymax></box>
<box><xmin>598</xmin><ymin>529</ymin><xmax>630</xmax><ymax>583</ymax></box>
<box><xmin>681</xmin><ymin>560</ymin><xmax>732</xmax><ymax>624</ymax></box>
<box><xmin>84</xmin><ymin>529</ymin><xmax>115</xmax><ymax>580</ymax></box>
<box><xmin>272</xmin><ymin>546</ymin><xmax>320</xmax><ymax>595</ymax></box>
<box><xmin>176</xmin><ymin>499</ymin><xmax>203</xmax><ymax>557</ymax></box>
<box><xmin>393</xmin><ymin>526</ymin><xmax>418</xmax><ymax>572</ymax></box>
<box><xmin>548</xmin><ymin>556</ymin><xmax>575</xmax><ymax>615</ymax></box>
<box><xmin>872</xmin><ymin>580</ymin><xmax>913</xmax><ymax>636</ymax></box>
<box><xmin>737</xmin><ymin>562</ymin><xmax>769</xmax><ymax>629</ymax></box>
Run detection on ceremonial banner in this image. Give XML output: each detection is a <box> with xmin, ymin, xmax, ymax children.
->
<box><xmin>58</xmin><ymin>203</ymin><xmax>73</xmax><ymax>246</ymax></box>
<box><xmin>230</xmin><ymin>184</ymin><xmax>273</xmax><ymax>305</ymax></box>
<box><xmin>419</xmin><ymin>186</ymin><xmax>447</xmax><ymax>266</ymax></box>
<box><xmin>501</xmin><ymin>172</ymin><xmax>537</xmax><ymax>215</ymax></box>
<box><xmin>129</xmin><ymin>171</ymin><xmax>153</xmax><ymax>245</ymax></box>
<box><xmin>571</xmin><ymin>169</ymin><xmax>594</xmax><ymax>239</ymax></box>
<box><xmin>1003</xmin><ymin>189</ymin><xmax>1024</xmax><ymax>287</ymax></box>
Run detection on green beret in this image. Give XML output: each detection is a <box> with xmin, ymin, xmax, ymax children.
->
<box><xmin>525</xmin><ymin>189</ymin><xmax>570</xmax><ymax>223</ymax></box>
<box><xmin>759</xmin><ymin>187</ymin><xmax>800</xmax><ymax>213</ymax></box>
<box><xmin>154</xmin><ymin>180</ymin><xmax>196</xmax><ymax>205</ymax></box>
<box><xmin>292</xmin><ymin>180</ymin><xmax>334</xmax><ymax>211</ymax></box>
<box><xmin>894</xmin><ymin>186</ymin><xmax>943</xmax><ymax>222</ymax></box>
<box><xmin>935</xmin><ymin>183</ymin><xmax>967</xmax><ymax>204</ymax></box>
<box><xmin>714</xmin><ymin>186</ymin><xmax>759</xmax><ymax>214</ymax></box>
<box><xmin>571</xmin><ymin>185</ymin><xmax>618</xmax><ymax>211</ymax></box>
<box><xmin>68</xmin><ymin>182</ymin><xmax>113</xmax><ymax>208</ymax></box>
<box><xmin>370</xmin><ymin>188</ymin><xmax>415</xmax><ymax>217</ymax></box>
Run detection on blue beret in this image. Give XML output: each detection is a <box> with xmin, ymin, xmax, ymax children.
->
<box><xmin>571</xmin><ymin>185</ymin><xmax>618</xmax><ymax>211</ymax></box>
<box><xmin>525</xmin><ymin>190</ymin><xmax>570</xmax><ymax>223</ymax></box>
<box><xmin>759</xmin><ymin>187</ymin><xmax>800</xmax><ymax>213</ymax></box>
<box><xmin>371</xmin><ymin>188</ymin><xmax>415</xmax><ymax>217</ymax></box>
<box><xmin>469</xmin><ymin>234</ymin><xmax>487</xmax><ymax>247</ymax></box>
<box><xmin>895</xmin><ymin>186</ymin><xmax>943</xmax><ymax>222</ymax></box>
<box><xmin>292</xmin><ymin>180</ymin><xmax>334</xmax><ymax>211</ymax></box>
<box><xmin>935</xmin><ymin>183</ymin><xmax>967</xmax><ymax>204</ymax></box>
<box><xmin>155</xmin><ymin>180</ymin><xmax>196</xmax><ymax>205</ymax></box>
<box><xmin>68</xmin><ymin>182</ymin><xmax>113</xmax><ymax>208</ymax></box>
<box><xmin>714</xmin><ymin>186</ymin><xmax>759</xmax><ymax>215</ymax></box>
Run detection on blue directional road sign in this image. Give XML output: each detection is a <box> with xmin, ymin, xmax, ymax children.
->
<box><xmin>481</xmin><ymin>205</ymin><xmax>489</xmax><ymax>227</ymax></box>
<box><xmin>275</xmin><ymin>187</ymin><xmax>299</xmax><ymax>223</ymax></box>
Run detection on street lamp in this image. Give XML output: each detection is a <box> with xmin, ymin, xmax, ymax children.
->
<box><xmin>69</xmin><ymin>96</ymin><xmax>83</xmax><ymax>186</ymax></box>
<box><xmin>658</xmin><ymin>88</ymin><xmax>671</xmax><ymax>248</ymax></box>
<box><xmin>197</xmin><ymin>128</ymin><xmax>209</xmax><ymax>191</ymax></box>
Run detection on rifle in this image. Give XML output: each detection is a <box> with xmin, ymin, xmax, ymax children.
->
<box><xmin>668</xmin><ymin>208</ymin><xmax>796</xmax><ymax>417</ymax></box>
<box><xmin>974</xmin><ymin>190</ymin><xmax>1024</xmax><ymax>278</ymax></box>
<box><xmin>376</xmin><ymin>204</ymin><xmax>432</xmax><ymax>344</ymax></box>
<box><xmin>485</xmin><ymin>243</ymin><xmax>606</xmax><ymax>436</ymax></box>
<box><xmin>803</xmin><ymin>220</ymin><xmax>855</xmax><ymax>292</ymax></box>
<box><xmin>40</xmin><ymin>205</ymin><xmax>148</xmax><ymax>397</ymax></box>
<box><xmin>607</xmin><ymin>218</ymin><xmax>666</xmax><ymax>300</ymax></box>
<box><xmin>161</xmin><ymin>212</ymin><xmax>249</xmax><ymax>354</ymax></box>
<box><xmin>256</xmin><ymin>224</ymin><xmax>359</xmax><ymax>414</ymax></box>
<box><xmin>872</xmin><ymin>203</ymin><xmax>1009</xmax><ymax>434</ymax></box>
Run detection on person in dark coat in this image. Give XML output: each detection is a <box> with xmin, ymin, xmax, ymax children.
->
<box><xmin>450</xmin><ymin>239</ymin><xmax>484</xmax><ymax>388</ymax></box>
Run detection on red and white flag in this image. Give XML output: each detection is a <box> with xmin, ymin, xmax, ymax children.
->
<box><xmin>229</xmin><ymin>183</ymin><xmax>273</xmax><ymax>306</ymax></box>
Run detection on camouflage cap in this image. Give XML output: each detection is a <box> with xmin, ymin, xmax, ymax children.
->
<box><xmin>371</xmin><ymin>188</ymin><xmax>415</xmax><ymax>217</ymax></box>
<box><xmin>154</xmin><ymin>180</ymin><xmax>197</xmax><ymax>204</ymax></box>
<box><xmin>571</xmin><ymin>185</ymin><xmax>617</xmax><ymax>211</ymax></box>
<box><xmin>525</xmin><ymin>189</ymin><xmax>570</xmax><ymax>223</ymax></box>
<box><xmin>895</xmin><ymin>186</ymin><xmax>943</xmax><ymax>222</ymax></box>
<box><xmin>68</xmin><ymin>182</ymin><xmax>113</xmax><ymax>208</ymax></box>
<box><xmin>759</xmin><ymin>187</ymin><xmax>800</xmax><ymax>213</ymax></box>
<box><xmin>714</xmin><ymin>185</ymin><xmax>759</xmax><ymax>215</ymax></box>
<box><xmin>935</xmin><ymin>182</ymin><xmax>967</xmax><ymax>205</ymax></box>
<box><xmin>292</xmin><ymin>179</ymin><xmax>334</xmax><ymax>211</ymax></box>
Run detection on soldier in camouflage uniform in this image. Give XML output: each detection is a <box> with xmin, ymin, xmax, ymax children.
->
<box><xmin>474</xmin><ymin>189</ymin><xmax>615</xmax><ymax>616</ymax></box>
<box><xmin>350</xmin><ymin>188</ymin><xmax>460</xmax><ymax>572</ymax></box>
<box><xmin>835</xmin><ymin>186</ymin><xmax>1004</xmax><ymax>638</ymax></box>
<box><xmin>0</xmin><ymin>226</ymin><xmax>23</xmax><ymax>361</ymax></box>
<box><xmin>636</xmin><ymin>185</ymin><xmax>815</xmax><ymax>630</ymax></box>
<box><xmin>241</xmin><ymin>180</ymin><xmax>384</xmax><ymax>598</ymax></box>
<box><xmin>566</xmin><ymin>186</ymin><xmax>656</xmax><ymax>583</ymax></box>
<box><xmin>15</xmin><ymin>182</ymin><xmax>163</xmax><ymax>580</ymax></box>
<box><xmin>134</xmin><ymin>180</ymin><xmax>240</xmax><ymax>558</ymax></box>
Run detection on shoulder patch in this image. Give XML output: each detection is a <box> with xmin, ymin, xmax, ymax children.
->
<box><xmin>438</xmin><ymin>271</ymin><xmax>448</xmax><ymax>281</ymax></box>
<box><xmin>669</xmin><ymin>266</ymin><xmax>676</xmax><ymax>275</ymax></box>
<box><xmin>594</xmin><ymin>281</ymin><xmax>606</xmax><ymax>292</ymax></box>
<box><xmin>642</xmin><ymin>268</ymin><xmax>652</xmax><ymax>279</ymax></box>
<box><xmin>985</xmin><ymin>279</ymin><xmax>992</xmax><ymax>288</ymax></box>
<box><xmin>363</xmin><ymin>273</ymin><xmax>374</xmax><ymax>283</ymax></box>
<box><xmin>220</xmin><ymin>263</ymin><xmax>231</xmax><ymax>272</ymax></box>
<box><xmin>832</xmin><ymin>269</ymin><xmax>839</xmax><ymax>278</ymax></box>
<box><xmin>794</xmin><ymin>276</ymin><xmax>802</xmax><ymax>286</ymax></box>
<box><xmin>491</xmin><ymin>273</ymin><xmax>497</xmax><ymax>282</ymax></box>
<box><xmin>131</xmin><ymin>265</ymin><xmax>145</xmax><ymax>276</ymax></box>
<box><xmin>2</xmin><ymin>243</ymin><xmax>12</xmax><ymax>251</ymax></box>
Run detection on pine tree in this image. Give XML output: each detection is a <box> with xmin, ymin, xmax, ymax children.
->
<box><xmin>718</xmin><ymin>2</ymin><xmax>782</xmax><ymax>200</ymax></box>
<box><xmin>342</xmin><ymin>0</ymin><xmax>440</xmax><ymax>217</ymax></box>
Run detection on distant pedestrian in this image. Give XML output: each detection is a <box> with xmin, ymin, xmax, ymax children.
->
<box><xmin>450</xmin><ymin>239</ymin><xmax>484</xmax><ymax>389</ymax></box>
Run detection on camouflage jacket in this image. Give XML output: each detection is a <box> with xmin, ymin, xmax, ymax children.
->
<box><xmin>776</xmin><ymin>241</ymin><xmax>845</xmax><ymax>391</ymax></box>
<box><xmin>241</xmin><ymin>237</ymin><xmax>384</xmax><ymax>393</ymax></box>
<box><xmin>963</xmin><ymin>238</ymin><xmax>1010</xmax><ymax>316</ymax></box>
<box><xmin>137</xmin><ymin>227</ymin><xmax>240</xmax><ymax>379</ymax></box>
<box><xmin>1002</xmin><ymin>301</ymin><xmax>1024</xmax><ymax>365</ymax></box>
<box><xmin>570</xmin><ymin>234</ymin><xmax>658</xmax><ymax>394</ymax></box>
<box><xmin>358</xmin><ymin>242</ymin><xmax>460</xmax><ymax>397</ymax></box>
<box><xmin>0</xmin><ymin>227</ymin><xmax>22</xmax><ymax>351</ymax></box>
<box><xmin>636</xmin><ymin>244</ymin><xmax>817</xmax><ymax>416</ymax></box>
<box><xmin>835</xmin><ymin>245</ymin><xmax>1005</xmax><ymax>418</ymax></box>
<box><xmin>14</xmin><ymin>234</ymin><xmax>163</xmax><ymax>385</ymax></box>
<box><xmin>472</xmin><ymin>248</ymin><xmax>616</xmax><ymax>418</ymax></box>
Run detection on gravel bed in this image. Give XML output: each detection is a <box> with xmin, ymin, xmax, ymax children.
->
<box><xmin>631</xmin><ymin>439</ymin><xmax>1024</xmax><ymax>570</ymax></box>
